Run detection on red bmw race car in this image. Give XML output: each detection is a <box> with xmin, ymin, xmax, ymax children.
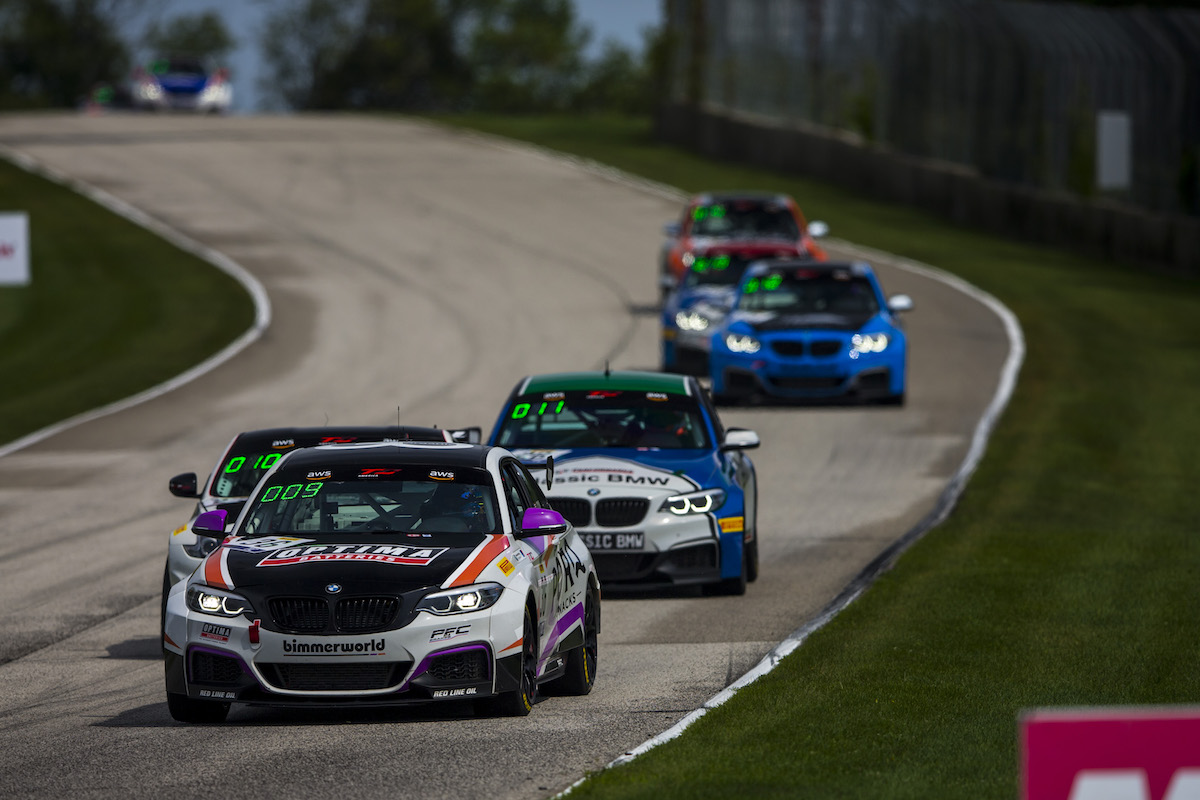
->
<box><xmin>659</xmin><ymin>192</ymin><xmax>828</xmax><ymax>298</ymax></box>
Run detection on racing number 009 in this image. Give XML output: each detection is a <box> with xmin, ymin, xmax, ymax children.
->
<box><xmin>260</xmin><ymin>483</ymin><xmax>322</xmax><ymax>502</ymax></box>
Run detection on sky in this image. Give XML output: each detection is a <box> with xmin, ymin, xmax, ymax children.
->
<box><xmin>126</xmin><ymin>0</ymin><xmax>664</xmax><ymax>113</ymax></box>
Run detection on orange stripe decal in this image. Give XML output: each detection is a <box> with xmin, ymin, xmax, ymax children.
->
<box><xmin>450</xmin><ymin>535</ymin><xmax>509</xmax><ymax>587</ymax></box>
<box><xmin>202</xmin><ymin>548</ymin><xmax>230</xmax><ymax>589</ymax></box>
<box><xmin>500</xmin><ymin>638</ymin><xmax>523</xmax><ymax>653</ymax></box>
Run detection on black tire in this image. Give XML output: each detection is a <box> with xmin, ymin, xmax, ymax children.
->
<box><xmin>557</xmin><ymin>588</ymin><xmax>599</xmax><ymax>695</ymax></box>
<box><xmin>880</xmin><ymin>392</ymin><xmax>906</xmax><ymax>406</ymax></box>
<box><xmin>486</xmin><ymin>605</ymin><xmax>537</xmax><ymax>716</ymax></box>
<box><xmin>167</xmin><ymin>692</ymin><xmax>229</xmax><ymax>723</ymax></box>
<box><xmin>160</xmin><ymin>562</ymin><xmax>171</xmax><ymax>642</ymax></box>
<box><xmin>705</xmin><ymin>544</ymin><xmax>748</xmax><ymax>596</ymax></box>
<box><xmin>746</xmin><ymin>538</ymin><xmax>759</xmax><ymax>584</ymax></box>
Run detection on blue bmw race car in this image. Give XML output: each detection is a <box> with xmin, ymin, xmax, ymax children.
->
<box><xmin>488</xmin><ymin>371</ymin><xmax>760</xmax><ymax>595</ymax></box>
<box><xmin>709</xmin><ymin>260</ymin><xmax>913</xmax><ymax>404</ymax></box>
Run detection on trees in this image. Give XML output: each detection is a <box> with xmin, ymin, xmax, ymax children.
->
<box><xmin>256</xmin><ymin>0</ymin><xmax>660</xmax><ymax>114</ymax></box>
<box><xmin>143</xmin><ymin>11</ymin><xmax>236</xmax><ymax>64</ymax></box>
<box><xmin>0</xmin><ymin>0</ymin><xmax>132</xmax><ymax>108</ymax></box>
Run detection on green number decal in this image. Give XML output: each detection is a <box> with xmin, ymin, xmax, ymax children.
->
<box><xmin>261</xmin><ymin>485</ymin><xmax>282</xmax><ymax>502</ymax></box>
<box><xmin>511</xmin><ymin>403</ymin><xmax>531</xmax><ymax>419</ymax></box>
<box><xmin>224</xmin><ymin>456</ymin><xmax>245</xmax><ymax>474</ymax></box>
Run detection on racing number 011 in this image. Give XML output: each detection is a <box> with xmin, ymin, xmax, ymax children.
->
<box><xmin>511</xmin><ymin>400</ymin><xmax>566</xmax><ymax>419</ymax></box>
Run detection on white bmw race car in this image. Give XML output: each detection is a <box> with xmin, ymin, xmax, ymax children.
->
<box><xmin>163</xmin><ymin>441</ymin><xmax>598</xmax><ymax>722</ymax></box>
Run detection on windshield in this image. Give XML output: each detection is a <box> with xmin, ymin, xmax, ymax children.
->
<box><xmin>683</xmin><ymin>253</ymin><xmax>754</xmax><ymax>288</ymax></box>
<box><xmin>494</xmin><ymin>390</ymin><xmax>711</xmax><ymax>450</ymax></box>
<box><xmin>690</xmin><ymin>201</ymin><xmax>800</xmax><ymax>239</ymax></box>
<box><xmin>240</xmin><ymin>465</ymin><xmax>500</xmax><ymax>535</ymax></box>
<box><xmin>739</xmin><ymin>270</ymin><xmax>880</xmax><ymax>315</ymax></box>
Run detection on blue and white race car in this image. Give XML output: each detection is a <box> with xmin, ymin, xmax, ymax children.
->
<box><xmin>163</xmin><ymin>441</ymin><xmax>598</xmax><ymax>722</ymax></box>
<box><xmin>132</xmin><ymin>55</ymin><xmax>232</xmax><ymax>113</ymax></box>
<box><xmin>709</xmin><ymin>260</ymin><xmax>913</xmax><ymax>404</ymax></box>
<box><xmin>488</xmin><ymin>371</ymin><xmax>759</xmax><ymax>595</ymax></box>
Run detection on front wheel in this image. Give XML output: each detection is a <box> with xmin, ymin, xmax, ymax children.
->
<box><xmin>557</xmin><ymin>588</ymin><xmax>599</xmax><ymax>695</ymax></box>
<box><xmin>746</xmin><ymin>538</ymin><xmax>759</xmax><ymax>584</ymax></box>
<box><xmin>704</xmin><ymin>545</ymin><xmax>748</xmax><ymax>596</ymax></box>
<box><xmin>166</xmin><ymin>692</ymin><xmax>229</xmax><ymax>723</ymax></box>
<box><xmin>484</xmin><ymin>605</ymin><xmax>537</xmax><ymax>716</ymax></box>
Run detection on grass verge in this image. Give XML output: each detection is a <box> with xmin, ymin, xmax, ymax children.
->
<box><xmin>0</xmin><ymin>156</ymin><xmax>255</xmax><ymax>448</ymax></box>
<box><xmin>433</xmin><ymin>114</ymin><xmax>1200</xmax><ymax>798</ymax></box>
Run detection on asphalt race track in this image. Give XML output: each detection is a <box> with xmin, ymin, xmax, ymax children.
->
<box><xmin>0</xmin><ymin>114</ymin><xmax>1010</xmax><ymax>799</ymax></box>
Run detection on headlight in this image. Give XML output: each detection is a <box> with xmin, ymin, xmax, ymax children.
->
<box><xmin>136</xmin><ymin>82</ymin><xmax>162</xmax><ymax>101</ymax></box>
<box><xmin>416</xmin><ymin>583</ymin><xmax>503</xmax><ymax>616</ymax></box>
<box><xmin>186</xmin><ymin>585</ymin><xmax>254</xmax><ymax>618</ymax></box>
<box><xmin>850</xmin><ymin>332</ymin><xmax>890</xmax><ymax>355</ymax></box>
<box><xmin>675</xmin><ymin>310</ymin><xmax>711</xmax><ymax>331</ymax></box>
<box><xmin>724</xmin><ymin>333</ymin><xmax>761</xmax><ymax>354</ymax></box>
<box><xmin>183</xmin><ymin>537</ymin><xmax>221</xmax><ymax>559</ymax></box>
<box><xmin>660</xmin><ymin>488</ymin><xmax>727</xmax><ymax>516</ymax></box>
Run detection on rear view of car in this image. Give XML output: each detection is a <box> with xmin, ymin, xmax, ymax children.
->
<box><xmin>132</xmin><ymin>55</ymin><xmax>232</xmax><ymax>113</ymax></box>
<box><xmin>709</xmin><ymin>260</ymin><xmax>913</xmax><ymax>404</ymax></box>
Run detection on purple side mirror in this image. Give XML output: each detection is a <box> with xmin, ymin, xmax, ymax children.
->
<box><xmin>520</xmin><ymin>507</ymin><xmax>568</xmax><ymax>536</ymax></box>
<box><xmin>192</xmin><ymin>509</ymin><xmax>229</xmax><ymax>538</ymax></box>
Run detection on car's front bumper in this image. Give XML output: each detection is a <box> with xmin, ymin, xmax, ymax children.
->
<box><xmin>163</xmin><ymin>587</ymin><xmax>527</xmax><ymax>707</ymax></box>
<box><xmin>712</xmin><ymin>347</ymin><xmax>905</xmax><ymax>401</ymax></box>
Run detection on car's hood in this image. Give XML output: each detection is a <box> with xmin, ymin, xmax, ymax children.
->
<box><xmin>511</xmin><ymin>449</ymin><xmax>720</xmax><ymax>496</ymax></box>
<box><xmin>688</xmin><ymin>235</ymin><xmax>798</xmax><ymax>250</ymax></box>
<box><xmin>678</xmin><ymin>285</ymin><xmax>738</xmax><ymax>309</ymax></box>
<box><xmin>210</xmin><ymin>532</ymin><xmax>491</xmax><ymax>593</ymax></box>
<box><xmin>732</xmin><ymin>309</ymin><xmax>876</xmax><ymax>332</ymax></box>
<box><xmin>157</xmin><ymin>72</ymin><xmax>208</xmax><ymax>93</ymax></box>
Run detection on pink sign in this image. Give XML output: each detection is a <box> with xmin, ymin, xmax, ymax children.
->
<box><xmin>1022</xmin><ymin>707</ymin><xmax>1200</xmax><ymax>800</ymax></box>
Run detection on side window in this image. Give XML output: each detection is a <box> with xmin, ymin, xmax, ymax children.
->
<box><xmin>517</xmin><ymin>463</ymin><xmax>550</xmax><ymax>508</ymax></box>
<box><xmin>501</xmin><ymin>461</ymin><xmax>531</xmax><ymax>527</ymax></box>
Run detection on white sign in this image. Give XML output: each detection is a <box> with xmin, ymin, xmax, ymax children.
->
<box><xmin>0</xmin><ymin>212</ymin><xmax>30</xmax><ymax>286</ymax></box>
<box><xmin>1096</xmin><ymin>111</ymin><xmax>1132</xmax><ymax>192</ymax></box>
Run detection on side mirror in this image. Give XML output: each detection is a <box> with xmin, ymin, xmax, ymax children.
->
<box><xmin>520</xmin><ymin>507</ymin><xmax>568</xmax><ymax>537</ymax></box>
<box><xmin>450</xmin><ymin>427</ymin><xmax>482</xmax><ymax>444</ymax></box>
<box><xmin>887</xmin><ymin>294</ymin><xmax>914</xmax><ymax>313</ymax></box>
<box><xmin>169</xmin><ymin>472</ymin><xmax>200</xmax><ymax>498</ymax></box>
<box><xmin>192</xmin><ymin>509</ymin><xmax>229</xmax><ymax>539</ymax></box>
<box><xmin>807</xmin><ymin>220</ymin><xmax>830</xmax><ymax>239</ymax></box>
<box><xmin>720</xmin><ymin>428</ymin><xmax>760</xmax><ymax>451</ymax></box>
<box><xmin>663</xmin><ymin>221</ymin><xmax>681</xmax><ymax>238</ymax></box>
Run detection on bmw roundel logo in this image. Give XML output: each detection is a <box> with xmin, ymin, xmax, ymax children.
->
<box><xmin>325</xmin><ymin>583</ymin><xmax>342</xmax><ymax>594</ymax></box>
<box><xmin>587</xmin><ymin>488</ymin><xmax>600</xmax><ymax>496</ymax></box>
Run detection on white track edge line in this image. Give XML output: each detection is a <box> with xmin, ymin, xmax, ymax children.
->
<box><xmin>0</xmin><ymin>142</ymin><xmax>272</xmax><ymax>460</ymax></box>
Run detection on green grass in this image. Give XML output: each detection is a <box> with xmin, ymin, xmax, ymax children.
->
<box><xmin>431</xmin><ymin>114</ymin><xmax>1200</xmax><ymax>798</ymax></box>
<box><xmin>0</xmin><ymin>157</ymin><xmax>256</xmax><ymax>448</ymax></box>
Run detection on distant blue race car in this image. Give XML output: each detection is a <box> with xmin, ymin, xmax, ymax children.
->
<box><xmin>662</xmin><ymin>243</ymin><xmax>802</xmax><ymax>376</ymax></box>
<box><xmin>709</xmin><ymin>260</ymin><xmax>913</xmax><ymax>404</ymax></box>
<box><xmin>488</xmin><ymin>371</ymin><xmax>760</xmax><ymax>595</ymax></box>
<box><xmin>132</xmin><ymin>55</ymin><xmax>232</xmax><ymax>113</ymax></box>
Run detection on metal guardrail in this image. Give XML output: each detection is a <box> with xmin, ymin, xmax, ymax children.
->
<box><xmin>663</xmin><ymin>0</ymin><xmax>1200</xmax><ymax>215</ymax></box>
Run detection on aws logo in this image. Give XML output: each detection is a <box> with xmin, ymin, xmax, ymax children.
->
<box><xmin>429</xmin><ymin>470</ymin><xmax>455</xmax><ymax>481</ymax></box>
